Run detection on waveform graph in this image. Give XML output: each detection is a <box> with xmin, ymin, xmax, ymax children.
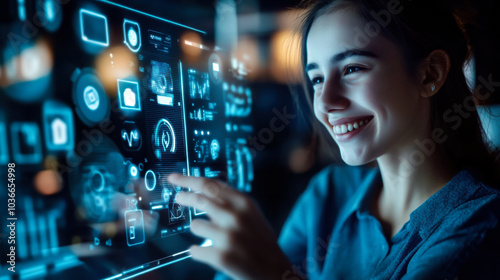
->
<box><xmin>121</xmin><ymin>121</ymin><xmax>142</xmax><ymax>151</ymax></box>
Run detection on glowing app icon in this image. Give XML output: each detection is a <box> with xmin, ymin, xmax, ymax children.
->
<box><xmin>153</xmin><ymin>118</ymin><xmax>176</xmax><ymax>159</ymax></box>
<box><xmin>83</xmin><ymin>85</ymin><xmax>100</xmax><ymax>111</ymax></box>
<box><xmin>210</xmin><ymin>139</ymin><xmax>220</xmax><ymax>160</ymax></box>
<box><xmin>128</xmin><ymin>29</ymin><xmax>138</xmax><ymax>47</ymax></box>
<box><xmin>72</xmin><ymin>68</ymin><xmax>110</xmax><ymax>126</ymax></box>
<box><xmin>123</xmin><ymin>19</ymin><xmax>141</xmax><ymax>52</ymax></box>
<box><xmin>11</xmin><ymin>122</ymin><xmax>42</xmax><ymax>164</ymax></box>
<box><xmin>124</xmin><ymin>88</ymin><xmax>136</xmax><ymax>107</ymax></box>
<box><xmin>121</xmin><ymin>122</ymin><xmax>142</xmax><ymax>151</ymax></box>
<box><xmin>51</xmin><ymin>118</ymin><xmax>67</xmax><ymax>145</ymax></box>
<box><xmin>125</xmin><ymin>210</ymin><xmax>145</xmax><ymax>246</ymax></box>
<box><xmin>80</xmin><ymin>9</ymin><xmax>109</xmax><ymax>47</ymax></box>
<box><xmin>129</xmin><ymin>164</ymin><xmax>138</xmax><ymax>178</ymax></box>
<box><xmin>117</xmin><ymin>79</ymin><xmax>141</xmax><ymax>111</ymax></box>
<box><xmin>209</xmin><ymin>53</ymin><xmax>222</xmax><ymax>84</ymax></box>
<box><xmin>212</xmin><ymin>62</ymin><xmax>220</xmax><ymax>72</ymax></box>
<box><xmin>43</xmin><ymin>100</ymin><xmax>74</xmax><ymax>151</ymax></box>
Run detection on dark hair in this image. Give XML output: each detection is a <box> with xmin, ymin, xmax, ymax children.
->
<box><xmin>297</xmin><ymin>0</ymin><xmax>499</xmax><ymax>185</ymax></box>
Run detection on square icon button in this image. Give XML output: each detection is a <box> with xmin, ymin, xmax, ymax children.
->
<box><xmin>118</xmin><ymin>79</ymin><xmax>141</xmax><ymax>111</ymax></box>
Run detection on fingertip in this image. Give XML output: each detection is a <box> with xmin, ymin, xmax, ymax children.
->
<box><xmin>189</xmin><ymin>244</ymin><xmax>201</xmax><ymax>256</ymax></box>
<box><xmin>175</xmin><ymin>192</ymin><xmax>186</xmax><ymax>202</ymax></box>
<box><xmin>168</xmin><ymin>173</ymin><xmax>181</xmax><ymax>182</ymax></box>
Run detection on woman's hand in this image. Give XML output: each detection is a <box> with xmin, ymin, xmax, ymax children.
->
<box><xmin>168</xmin><ymin>173</ymin><xmax>292</xmax><ymax>280</ymax></box>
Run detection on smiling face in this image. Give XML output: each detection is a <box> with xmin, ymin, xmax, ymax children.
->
<box><xmin>306</xmin><ymin>9</ymin><xmax>430</xmax><ymax>165</ymax></box>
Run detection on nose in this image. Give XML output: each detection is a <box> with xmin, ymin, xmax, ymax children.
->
<box><xmin>316</xmin><ymin>75</ymin><xmax>350</xmax><ymax>113</ymax></box>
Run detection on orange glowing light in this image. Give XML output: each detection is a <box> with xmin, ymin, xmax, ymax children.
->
<box><xmin>34</xmin><ymin>170</ymin><xmax>62</xmax><ymax>195</ymax></box>
<box><xmin>270</xmin><ymin>30</ymin><xmax>303</xmax><ymax>84</ymax></box>
<box><xmin>95</xmin><ymin>46</ymin><xmax>137</xmax><ymax>96</ymax></box>
<box><xmin>180</xmin><ymin>31</ymin><xmax>203</xmax><ymax>62</ymax></box>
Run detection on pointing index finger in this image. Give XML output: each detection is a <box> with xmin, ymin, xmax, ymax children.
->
<box><xmin>168</xmin><ymin>173</ymin><xmax>231</xmax><ymax>199</ymax></box>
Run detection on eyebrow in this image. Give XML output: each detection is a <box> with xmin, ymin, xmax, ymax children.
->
<box><xmin>305</xmin><ymin>49</ymin><xmax>378</xmax><ymax>72</ymax></box>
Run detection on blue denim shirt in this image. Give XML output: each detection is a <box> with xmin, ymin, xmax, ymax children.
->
<box><xmin>278</xmin><ymin>165</ymin><xmax>500</xmax><ymax>279</ymax></box>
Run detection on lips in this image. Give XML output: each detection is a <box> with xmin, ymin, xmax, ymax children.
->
<box><xmin>328</xmin><ymin>116</ymin><xmax>373</xmax><ymax>136</ymax></box>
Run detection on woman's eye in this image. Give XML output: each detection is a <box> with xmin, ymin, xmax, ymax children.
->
<box><xmin>344</xmin><ymin>65</ymin><xmax>366</xmax><ymax>75</ymax></box>
<box><xmin>311</xmin><ymin>77</ymin><xmax>324</xmax><ymax>85</ymax></box>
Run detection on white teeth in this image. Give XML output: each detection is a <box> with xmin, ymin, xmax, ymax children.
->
<box><xmin>331</xmin><ymin>118</ymin><xmax>371</xmax><ymax>135</ymax></box>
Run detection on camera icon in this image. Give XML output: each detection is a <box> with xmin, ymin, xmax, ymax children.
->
<box><xmin>83</xmin><ymin>85</ymin><xmax>100</xmax><ymax>111</ymax></box>
<box><xmin>123</xmin><ymin>19</ymin><xmax>141</xmax><ymax>52</ymax></box>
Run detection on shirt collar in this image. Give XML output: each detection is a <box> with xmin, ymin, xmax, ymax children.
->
<box><xmin>345</xmin><ymin>168</ymin><xmax>484</xmax><ymax>239</ymax></box>
<box><xmin>409</xmin><ymin>169</ymin><xmax>483</xmax><ymax>238</ymax></box>
<box><xmin>346</xmin><ymin>167</ymin><xmax>382</xmax><ymax>219</ymax></box>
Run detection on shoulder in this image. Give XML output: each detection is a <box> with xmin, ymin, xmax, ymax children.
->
<box><xmin>439</xmin><ymin>171</ymin><xmax>500</xmax><ymax>231</ymax></box>
<box><xmin>406</xmin><ymin>170</ymin><xmax>500</xmax><ymax>279</ymax></box>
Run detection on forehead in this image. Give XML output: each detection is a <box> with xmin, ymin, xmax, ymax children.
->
<box><xmin>306</xmin><ymin>10</ymin><xmax>383</xmax><ymax>64</ymax></box>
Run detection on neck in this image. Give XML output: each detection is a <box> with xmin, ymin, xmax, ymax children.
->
<box><xmin>377</xmin><ymin>144</ymin><xmax>457</xmax><ymax>205</ymax></box>
<box><xmin>372</xmin><ymin>141</ymin><xmax>458</xmax><ymax>238</ymax></box>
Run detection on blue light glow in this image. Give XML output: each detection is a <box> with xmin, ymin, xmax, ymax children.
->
<box><xmin>123</xmin><ymin>19</ymin><xmax>142</xmax><ymax>52</ymax></box>
<box><xmin>124</xmin><ymin>210</ymin><xmax>146</xmax><ymax>246</ymax></box>
<box><xmin>118</xmin><ymin>79</ymin><xmax>141</xmax><ymax>111</ymax></box>
<box><xmin>79</xmin><ymin>9</ymin><xmax>109</xmax><ymax>47</ymax></box>
<box><xmin>144</xmin><ymin>170</ymin><xmax>156</xmax><ymax>191</ymax></box>
<box><xmin>43</xmin><ymin>100</ymin><xmax>75</xmax><ymax>152</ymax></box>
<box><xmin>180</xmin><ymin>61</ymin><xmax>191</xmax><ymax>176</ymax></box>
<box><xmin>17</xmin><ymin>0</ymin><xmax>26</xmax><ymax>21</ymax></box>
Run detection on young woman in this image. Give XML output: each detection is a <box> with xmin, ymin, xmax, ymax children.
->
<box><xmin>168</xmin><ymin>0</ymin><xmax>500</xmax><ymax>279</ymax></box>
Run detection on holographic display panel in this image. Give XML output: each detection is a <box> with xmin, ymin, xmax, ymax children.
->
<box><xmin>0</xmin><ymin>0</ymin><xmax>254</xmax><ymax>279</ymax></box>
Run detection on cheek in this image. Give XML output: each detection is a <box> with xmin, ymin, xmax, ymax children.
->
<box><xmin>312</xmin><ymin>95</ymin><xmax>324</xmax><ymax>121</ymax></box>
<box><xmin>363</xmin><ymin>69</ymin><xmax>419</xmax><ymax>118</ymax></box>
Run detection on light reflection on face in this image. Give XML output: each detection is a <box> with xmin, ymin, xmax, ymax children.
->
<box><xmin>306</xmin><ymin>9</ymin><xmax>429</xmax><ymax>165</ymax></box>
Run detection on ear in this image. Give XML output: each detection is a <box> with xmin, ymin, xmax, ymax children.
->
<box><xmin>418</xmin><ymin>50</ymin><xmax>451</xmax><ymax>97</ymax></box>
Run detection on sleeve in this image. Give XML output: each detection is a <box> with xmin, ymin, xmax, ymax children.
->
<box><xmin>278</xmin><ymin>167</ymin><xmax>334</xmax><ymax>268</ymax></box>
<box><xmin>277</xmin><ymin>186</ymin><xmax>311</xmax><ymax>267</ymax></box>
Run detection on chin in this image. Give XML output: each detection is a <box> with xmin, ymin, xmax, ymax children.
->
<box><xmin>339</xmin><ymin>147</ymin><xmax>374</xmax><ymax>166</ymax></box>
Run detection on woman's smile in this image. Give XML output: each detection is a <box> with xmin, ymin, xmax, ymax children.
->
<box><xmin>329</xmin><ymin>115</ymin><xmax>374</xmax><ymax>141</ymax></box>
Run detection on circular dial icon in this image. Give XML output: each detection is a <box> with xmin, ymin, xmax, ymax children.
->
<box><xmin>128</xmin><ymin>28</ymin><xmax>138</xmax><ymax>47</ymax></box>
